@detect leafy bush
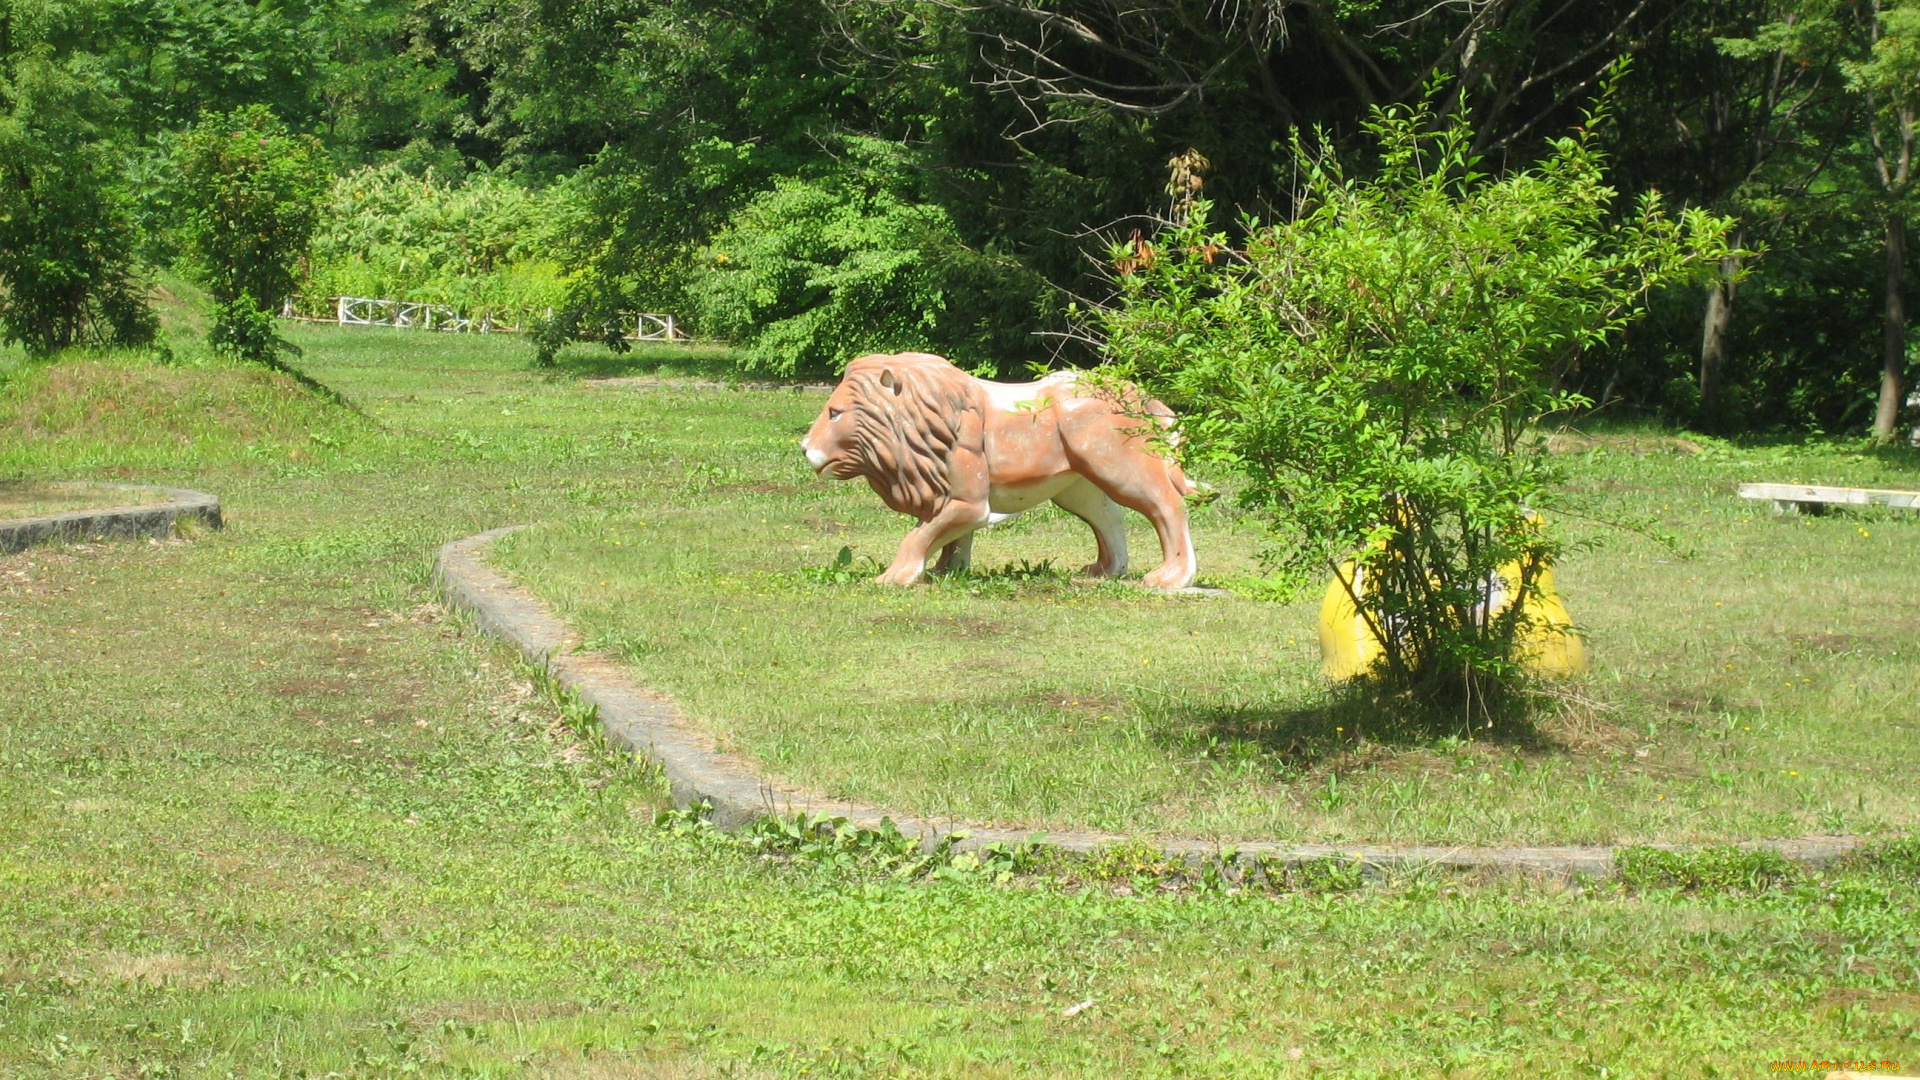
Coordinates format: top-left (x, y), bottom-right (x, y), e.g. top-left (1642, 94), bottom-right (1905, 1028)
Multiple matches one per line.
top-left (0, 14), bottom-right (154, 354)
top-left (1102, 83), bottom-right (1735, 707)
top-left (689, 142), bottom-right (1048, 376)
top-left (1615, 845), bottom-right (1797, 893)
top-left (304, 163), bottom-right (578, 316)
top-left (177, 105), bottom-right (329, 363)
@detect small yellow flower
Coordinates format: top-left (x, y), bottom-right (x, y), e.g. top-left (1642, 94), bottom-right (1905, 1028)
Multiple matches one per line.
top-left (1859, 527), bottom-right (1872, 538)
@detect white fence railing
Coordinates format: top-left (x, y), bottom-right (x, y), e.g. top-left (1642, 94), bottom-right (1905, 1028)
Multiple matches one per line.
top-left (280, 296), bottom-right (686, 342)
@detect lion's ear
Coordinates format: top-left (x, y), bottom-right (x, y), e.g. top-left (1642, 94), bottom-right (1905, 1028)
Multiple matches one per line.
top-left (879, 368), bottom-right (899, 394)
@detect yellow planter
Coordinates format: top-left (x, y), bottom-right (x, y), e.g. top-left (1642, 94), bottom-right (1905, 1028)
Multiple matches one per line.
top-left (1318, 544), bottom-right (1587, 681)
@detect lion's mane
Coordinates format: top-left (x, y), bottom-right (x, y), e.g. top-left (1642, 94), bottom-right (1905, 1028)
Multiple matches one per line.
top-left (840, 354), bottom-right (978, 520)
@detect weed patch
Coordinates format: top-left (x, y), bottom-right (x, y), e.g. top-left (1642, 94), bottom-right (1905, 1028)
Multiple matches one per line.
top-left (1615, 845), bottom-right (1799, 893)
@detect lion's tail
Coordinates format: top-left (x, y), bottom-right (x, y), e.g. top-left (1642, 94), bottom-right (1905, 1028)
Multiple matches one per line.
top-left (1168, 459), bottom-right (1203, 496)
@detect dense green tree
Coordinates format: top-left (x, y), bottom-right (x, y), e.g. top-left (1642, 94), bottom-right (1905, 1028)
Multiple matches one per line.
top-left (437, 0), bottom-right (1760, 370)
top-left (177, 104), bottom-right (330, 362)
top-left (688, 138), bottom-right (1049, 375)
top-left (0, 0), bottom-right (154, 354)
top-left (2, 0), bottom-right (1911, 436)
top-left (1720, 0), bottom-right (1920, 440)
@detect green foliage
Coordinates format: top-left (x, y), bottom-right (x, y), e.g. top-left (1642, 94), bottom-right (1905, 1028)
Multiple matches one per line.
top-left (1085, 838), bottom-right (1186, 884)
top-left (660, 806), bottom-right (1038, 883)
top-left (526, 300), bottom-right (635, 369)
top-left (0, 0), bottom-right (154, 354)
top-left (690, 143), bottom-right (1046, 376)
top-left (304, 163), bottom-right (577, 316)
top-left (177, 105), bottom-right (329, 362)
top-left (1615, 845), bottom-right (1798, 893)
top-left (798, 544), bottom-right (886, 585)
top-left (1080, 844), bottom-right (1373, 894)
top-left (1720, 0), bottom-right (1920, 441)
top-left (1847, 837), bottom-right (1920, 879)
top-left (1265, 856), bottom-right (1368, 893)
top-left (1102, 84), bottom-right (1736, 704)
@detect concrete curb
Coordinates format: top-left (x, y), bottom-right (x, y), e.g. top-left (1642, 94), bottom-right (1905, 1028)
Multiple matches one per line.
top-left (436, 526), bottom-right (1871, 879)
top-left (0, 485), bottom-right (222, 556)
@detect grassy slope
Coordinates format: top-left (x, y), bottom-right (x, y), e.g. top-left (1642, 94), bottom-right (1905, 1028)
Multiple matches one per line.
top-left (1, 326), bottom-right (1916, 1077)
top-left (492, 370), bottom-right (1920, 845)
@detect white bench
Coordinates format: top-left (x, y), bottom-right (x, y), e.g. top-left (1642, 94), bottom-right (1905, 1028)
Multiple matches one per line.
top-left (1737, 482), bottom-right (1920, 514)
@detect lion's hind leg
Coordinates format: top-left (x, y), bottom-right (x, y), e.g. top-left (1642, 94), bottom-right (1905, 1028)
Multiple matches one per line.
top-left (1051, 479), bottom-right (1128, 578)
top-left (1076, 461), bottom-right (1196, 591)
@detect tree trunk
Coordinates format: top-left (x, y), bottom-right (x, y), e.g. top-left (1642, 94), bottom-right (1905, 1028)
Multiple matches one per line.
top-left (1699, 246), bottom-right (1740, 426)
top-left (1873, 213), bottom-right (1907, 442)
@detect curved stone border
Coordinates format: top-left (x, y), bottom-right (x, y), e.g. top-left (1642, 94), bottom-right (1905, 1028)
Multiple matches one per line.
top-left (0, 484), bottom-right (222, 556)
top-left (437, 526), bottom-right (1870, 879)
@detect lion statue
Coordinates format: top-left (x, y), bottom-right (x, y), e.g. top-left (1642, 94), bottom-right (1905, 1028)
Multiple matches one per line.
top-left (800, 351), bottom-right (1199, 589)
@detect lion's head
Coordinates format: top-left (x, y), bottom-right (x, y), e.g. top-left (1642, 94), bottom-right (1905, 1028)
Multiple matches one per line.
top-left (801, 352), bottom-right (977, 519)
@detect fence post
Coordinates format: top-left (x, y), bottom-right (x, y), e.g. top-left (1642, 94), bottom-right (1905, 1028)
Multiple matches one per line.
top-left (665, 314), bottom-right (676, 340)
top-left (336, 296), bottom-right (346, 325)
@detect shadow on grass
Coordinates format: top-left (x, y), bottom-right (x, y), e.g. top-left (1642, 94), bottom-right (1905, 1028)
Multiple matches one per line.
top-left (1168, 682), bottom-right (1555, 773)
top-left (541, 341), bottom-right (747, 382)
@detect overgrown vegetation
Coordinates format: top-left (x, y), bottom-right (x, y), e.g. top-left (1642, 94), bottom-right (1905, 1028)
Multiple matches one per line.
top-left (1614, 845), bottom-right (1799, 893)
top-left (304, 163), bottom-right (577, 316)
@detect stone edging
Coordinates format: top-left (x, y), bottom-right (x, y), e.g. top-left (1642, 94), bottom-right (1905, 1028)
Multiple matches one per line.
top-left (0, 485), bottom-right (222, 556)
top-left (435, 526), bottom-right (1869, 879)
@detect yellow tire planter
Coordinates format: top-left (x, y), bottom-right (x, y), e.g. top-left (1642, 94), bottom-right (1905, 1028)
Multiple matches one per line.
top-left (1318, 539), bottom-right (1587, 681)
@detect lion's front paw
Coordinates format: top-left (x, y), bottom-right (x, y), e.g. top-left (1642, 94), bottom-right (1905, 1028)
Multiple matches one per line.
top-left (1142, 562), bottom-right (1196, 591)
top-left (874, 564), bottom-right (925, 587)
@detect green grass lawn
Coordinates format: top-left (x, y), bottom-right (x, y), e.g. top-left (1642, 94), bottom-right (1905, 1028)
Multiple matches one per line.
top-left (488, 356), bottom-right (1920, 846)
top-left (2, 324), bottom-right (1918, 1077)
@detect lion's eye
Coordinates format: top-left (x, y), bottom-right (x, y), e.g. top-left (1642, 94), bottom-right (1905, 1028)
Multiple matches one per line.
top-left (828, 408), bottom-right (843, 420)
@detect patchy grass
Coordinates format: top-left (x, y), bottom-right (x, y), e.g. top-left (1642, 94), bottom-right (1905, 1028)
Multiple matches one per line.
top-left (2, 324), bottom-right (1918, 1076)
top-left (493, 388), bottom-right (1920, 845)
top-left (0, 481), bottom-right (171, 520)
